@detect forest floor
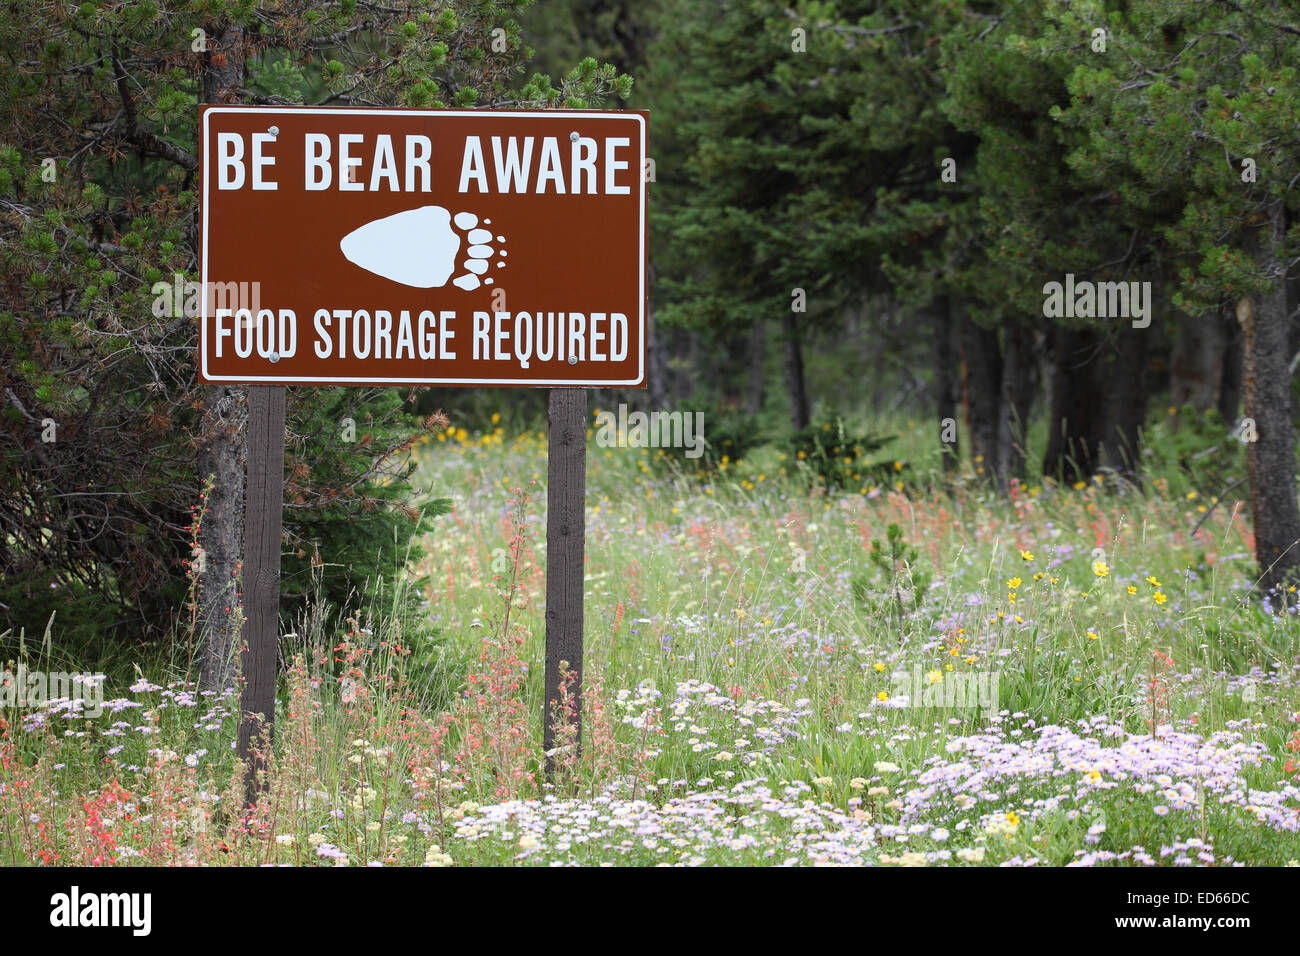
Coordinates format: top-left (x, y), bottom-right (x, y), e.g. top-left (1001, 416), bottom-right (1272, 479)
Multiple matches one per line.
top-left (3, 416), bottom-right (1299, 866)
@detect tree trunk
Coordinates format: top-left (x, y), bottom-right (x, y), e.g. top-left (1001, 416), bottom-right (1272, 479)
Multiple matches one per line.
top-left (1288, 271), bottom-right (1300, 422)
top-left (1100, 326), bottom-right (1150, 480)
top-left (1241, 200), bottom-right (1300, 600)
top-left (1217, 305), bottom-right (1244, 425)
top-left (960, 313), bottom-right (1001, 485)
top-left (196, 26), bottom-right (249, 692)
top-left (781, 310), bottom-right (810, 429)
top-left (687, 330), bottom-right (702, 405)
top-left (996, 321), bottom-right (1038, 488)
top-left (1169, 311), bottom-right (1223, 415)
top-left (1042, 324), bottom-right (1105, 484)
top-left (747, 319), bottom-right (767, 417)
top-left (932, 295), bottom-right (959, 474)
top-left (645, 265), bottom-right (668, 411)
top-left (196, 387), bottom-right (247, 690)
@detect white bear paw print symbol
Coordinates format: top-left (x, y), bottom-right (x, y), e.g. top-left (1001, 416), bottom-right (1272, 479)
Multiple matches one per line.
top-left (339, 205), bottom-right (507, 290)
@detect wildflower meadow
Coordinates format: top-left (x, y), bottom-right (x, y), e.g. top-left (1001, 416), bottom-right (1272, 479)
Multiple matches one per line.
top-left (5, 417), bottom-right (1298, 872)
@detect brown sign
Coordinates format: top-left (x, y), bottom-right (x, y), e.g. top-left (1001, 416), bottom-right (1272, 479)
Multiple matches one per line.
top-left (198, 106), bottom-right (647, 387)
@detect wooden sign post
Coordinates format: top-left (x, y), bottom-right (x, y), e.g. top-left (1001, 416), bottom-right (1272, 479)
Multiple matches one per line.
top-left (542, 388), bottom-right (587, 770)
top-left (235, 384), bottom-right (285, 800)
top-left (198, 106), bottom-right (647, 799)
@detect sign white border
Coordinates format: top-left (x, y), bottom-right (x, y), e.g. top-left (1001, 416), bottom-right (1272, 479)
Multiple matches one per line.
top-left (200, 107), bottom-right (646, 387)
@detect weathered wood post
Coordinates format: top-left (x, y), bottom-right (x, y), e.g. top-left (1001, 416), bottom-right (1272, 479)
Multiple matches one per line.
top-left (543, 388), bottom-right (587, 773)
top-left (236, 384), bottom-right (285, 803)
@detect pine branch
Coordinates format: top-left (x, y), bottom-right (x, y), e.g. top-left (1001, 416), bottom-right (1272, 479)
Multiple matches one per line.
top-left (113, 50), bottom-right (197, 171)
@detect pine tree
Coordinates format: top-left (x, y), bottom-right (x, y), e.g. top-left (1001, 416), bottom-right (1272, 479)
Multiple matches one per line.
top-left (939, 2), bottom-right (1184, 486)
top-left (0, 0), bottom-right (632, 666)
top-left (1047, 0), bottom-right (1300, 596)
top-left (647, 0), bottom-right (819, 427)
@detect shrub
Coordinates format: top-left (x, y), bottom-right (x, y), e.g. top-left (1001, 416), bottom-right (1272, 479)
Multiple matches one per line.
top-left (788, 415), bottom-right (898, 490)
